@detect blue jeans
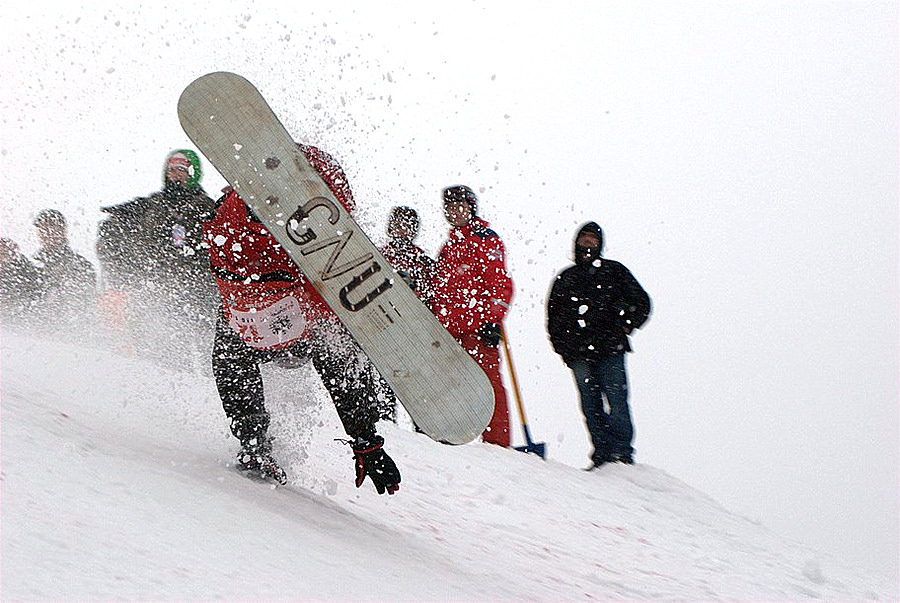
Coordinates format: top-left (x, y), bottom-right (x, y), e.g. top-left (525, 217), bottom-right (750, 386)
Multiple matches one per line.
top-left (569, 355), bottom-right (634, 463)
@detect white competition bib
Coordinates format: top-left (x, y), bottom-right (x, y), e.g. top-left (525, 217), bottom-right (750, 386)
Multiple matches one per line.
top-left (227, 295), bottom-right (307, 349)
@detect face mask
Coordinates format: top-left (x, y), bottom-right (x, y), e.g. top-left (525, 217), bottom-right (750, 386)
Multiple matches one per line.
top-left (575, 244), bottom-right (600, 266)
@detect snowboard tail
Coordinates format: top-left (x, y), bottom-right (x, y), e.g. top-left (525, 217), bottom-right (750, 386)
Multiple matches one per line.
top-left (178, 72), bottom-right (494, 445)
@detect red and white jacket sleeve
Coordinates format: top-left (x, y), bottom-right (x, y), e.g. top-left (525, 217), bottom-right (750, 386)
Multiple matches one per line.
top-left (478, 234), bottom-right (513, 327)
top-left (430, 221), bottom-right (514, 337)
top-left (298, 144), bottom-right (355, 214)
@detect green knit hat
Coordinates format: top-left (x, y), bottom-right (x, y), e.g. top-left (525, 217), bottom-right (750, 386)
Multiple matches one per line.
top-left (164, 149), bottom-right (203, 190)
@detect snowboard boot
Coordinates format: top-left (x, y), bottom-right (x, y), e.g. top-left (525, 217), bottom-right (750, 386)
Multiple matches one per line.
top-left (584, 451), bottom-right (613, 471)
top-left (611, 453), bottom-right (634, 465)
top-left (234, 423), bottom-right (287, 485)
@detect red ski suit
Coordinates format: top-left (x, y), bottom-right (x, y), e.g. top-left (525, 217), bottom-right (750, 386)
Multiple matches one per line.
top-left (429, 217), bottom-right (514, 446)
top-left (204, 144), bottom-right (354, 350)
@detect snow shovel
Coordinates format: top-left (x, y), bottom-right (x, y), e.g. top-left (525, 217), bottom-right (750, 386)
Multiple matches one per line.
top-left (500, 325), bottom-right (547, 459)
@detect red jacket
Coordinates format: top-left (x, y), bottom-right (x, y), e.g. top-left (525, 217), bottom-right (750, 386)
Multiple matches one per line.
top-left (204, 144), bottom-right (354, 347)
top-left (429, 217), bottom-right (513, 338)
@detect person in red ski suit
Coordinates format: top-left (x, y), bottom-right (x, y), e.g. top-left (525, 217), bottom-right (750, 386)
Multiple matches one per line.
top-left (204, 143), bottom-right (401, 494)
top-left (429, 185), bottom-right (514, 447)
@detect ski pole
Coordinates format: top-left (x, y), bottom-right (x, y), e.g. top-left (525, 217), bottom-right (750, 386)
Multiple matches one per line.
top-left (500, 324), bottom-right (546, 458)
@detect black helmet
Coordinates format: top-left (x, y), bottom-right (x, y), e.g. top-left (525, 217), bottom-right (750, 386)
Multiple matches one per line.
top-left (442, 184), bottom-right (478, 215)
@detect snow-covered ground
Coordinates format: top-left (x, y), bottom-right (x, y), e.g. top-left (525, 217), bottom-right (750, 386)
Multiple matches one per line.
top-left (1, 328), bottom-right (893, 601)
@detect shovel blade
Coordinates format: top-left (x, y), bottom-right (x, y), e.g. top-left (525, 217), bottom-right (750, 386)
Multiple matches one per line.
top-left (514, 441), bottom-right (547, 459)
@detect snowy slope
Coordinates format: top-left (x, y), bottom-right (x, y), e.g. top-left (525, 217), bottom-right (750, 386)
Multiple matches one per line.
top-left (1, 329), bottom-right (894, 601)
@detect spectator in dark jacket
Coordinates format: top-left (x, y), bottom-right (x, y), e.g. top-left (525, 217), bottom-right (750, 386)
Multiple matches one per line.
top-left (377, 206), bottom-right (436, 425)
top-left (31, 209), bottom-right (97, 326)
top-left (0, 237), bottom-right (41, 321)
top-left (96, 149), bottom-right (218, 364)
top-left (547, 222), bottom-right (651, 468)
top-left (97, 150), bottom-right (216, 294)
top-left (380, 206), bottom-right (435, 303)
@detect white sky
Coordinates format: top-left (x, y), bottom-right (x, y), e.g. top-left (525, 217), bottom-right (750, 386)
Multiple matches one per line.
top-left (1, 0), bottom-right (897, 579)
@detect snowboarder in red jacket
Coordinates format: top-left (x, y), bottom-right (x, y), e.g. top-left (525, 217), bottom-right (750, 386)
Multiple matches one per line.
top-left (204, 143), bottom-right (401, 494)
top-left (429, 185), bottom-right (514, 447)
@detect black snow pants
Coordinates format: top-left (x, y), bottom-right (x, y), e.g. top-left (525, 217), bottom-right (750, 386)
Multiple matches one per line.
top-left (212, 312), bottom-right (388, 449)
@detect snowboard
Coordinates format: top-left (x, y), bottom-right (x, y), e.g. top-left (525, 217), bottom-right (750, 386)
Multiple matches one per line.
top-left (235, 463), bottom-right (287, 486)
top-left (177, 72), bottom-right (494, 445)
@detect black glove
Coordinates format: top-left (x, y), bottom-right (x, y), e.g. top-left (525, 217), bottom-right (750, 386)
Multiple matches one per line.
top-left (396, 269), bottom-right (415, 289)
top-left (478, 322), bottom-right (502, 347)
top-left (351, 435), bottom-right (401, 495)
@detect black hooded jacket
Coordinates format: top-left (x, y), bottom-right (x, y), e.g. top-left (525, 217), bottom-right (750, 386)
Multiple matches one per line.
top-left (97, 182), bottom-right (216, 292)
top-left (546, 222), bottom-right (651, 362)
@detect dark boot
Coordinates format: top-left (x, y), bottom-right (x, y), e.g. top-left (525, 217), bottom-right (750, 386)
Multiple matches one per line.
top-left (232, 413), bottom-right (287, 484)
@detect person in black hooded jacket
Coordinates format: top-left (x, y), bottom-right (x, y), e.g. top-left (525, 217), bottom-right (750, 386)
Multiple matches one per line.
top-left (96, 149), bottom-right (218, 364)
top-left (547, 222), bottom-right (651, 468)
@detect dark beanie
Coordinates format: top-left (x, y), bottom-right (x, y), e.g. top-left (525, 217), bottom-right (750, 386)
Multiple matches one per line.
top-left (34, 209), bottom-right (66, 229)
top-left (442, 184), bottom-right (478, 215)
top-left (389, 206), bottom-right (420, 232)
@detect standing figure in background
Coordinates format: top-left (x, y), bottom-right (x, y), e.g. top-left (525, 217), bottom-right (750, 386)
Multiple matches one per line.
top-left (380, 206), bottom-right (435, 303)
top-left (378, 205), bottom-right (436, 425)
top-left (547, 222), bottom-right (651, 469)
top-left (31, 209), bottom-right (96, 329)
top-left (429, 185), bottom-right (514, 447)
top-left (96, 149), bottom-right (218, 363)
top-left (0, 237), bottom-right (41, 322)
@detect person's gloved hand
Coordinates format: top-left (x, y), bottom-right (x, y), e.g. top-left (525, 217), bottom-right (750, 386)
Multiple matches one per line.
top-left (477, 322), bottom-right (502, 347)
top-left (396, 269), bottom-right (415, 289)
top-left (351, 435), bottom-right (401, 495)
